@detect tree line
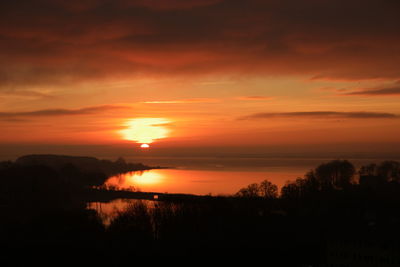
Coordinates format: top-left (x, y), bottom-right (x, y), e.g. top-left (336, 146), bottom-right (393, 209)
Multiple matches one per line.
top-left (236, 159), bottom-right (400, 199)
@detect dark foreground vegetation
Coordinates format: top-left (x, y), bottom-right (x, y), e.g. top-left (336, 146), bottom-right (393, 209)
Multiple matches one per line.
top-left (1, 155), bottom-right (400, 266)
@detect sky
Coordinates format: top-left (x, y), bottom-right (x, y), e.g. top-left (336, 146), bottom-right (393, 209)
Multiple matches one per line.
top-left (1, 0), bottom-right (400, 159)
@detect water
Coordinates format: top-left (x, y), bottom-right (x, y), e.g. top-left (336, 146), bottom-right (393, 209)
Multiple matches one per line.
top-left (91, 156), bottom-right (399, 224)
top-left (87, 199), bottom-right (155, 226)
top-left (105, 168), bottom-right (301, 195)
top-left (103, 156), bottom-right (392, 195)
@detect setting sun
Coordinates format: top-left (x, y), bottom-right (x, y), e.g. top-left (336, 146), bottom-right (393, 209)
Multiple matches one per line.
top-left (119, 118), bottom-right (171, 145)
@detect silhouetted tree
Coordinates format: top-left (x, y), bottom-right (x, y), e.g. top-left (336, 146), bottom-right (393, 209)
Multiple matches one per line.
top-left (259, 180), bottom-right (278, 199)
top-left (359, 163), bottom-right (378, 177)
top-left (235, 180), bottom-right (279, 198)
top-left (359, 161), bottom-right (400, 189)
top-left (280, 170), bottom-right (324, 200)
top-left (236, 183), bottom-right (260, 198)
top-left (301, 170), bottom-right (321, 195)
top-left (280, 180), bottom-right (301, 200)
top-left (281, 161), bottom-right (356, 198)
top-left (281, 177), bottom-right (315, 200)
top-left (315, 160), bottom-right (355, 190)
top-left (377, 161), bottom-right (400, 183)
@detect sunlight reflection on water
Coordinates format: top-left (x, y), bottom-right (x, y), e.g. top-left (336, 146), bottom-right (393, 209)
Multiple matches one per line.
top-left (87, 199), bottom-right (155, 226)
top-left (102, 157), bottom-right (392, 195)
top-left (104, 168), bottom-right (304, 195)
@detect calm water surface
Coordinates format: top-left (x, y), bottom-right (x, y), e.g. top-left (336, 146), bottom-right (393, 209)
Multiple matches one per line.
top-left (103, 157), bottom-right (391, 195)
top-left (105, 168), bottom-right (302, 195)
top-left (91, 156), bottom-right (398, 223)
top-left (87, 199), bottom-right (155, 226)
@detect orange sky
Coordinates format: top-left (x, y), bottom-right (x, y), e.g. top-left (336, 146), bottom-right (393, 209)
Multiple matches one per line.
top-left (1, 0), bottom-right (400, 157)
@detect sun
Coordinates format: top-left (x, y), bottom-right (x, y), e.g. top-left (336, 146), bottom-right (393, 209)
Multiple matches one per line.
top-left (119, 118), bottom-right (171, 145)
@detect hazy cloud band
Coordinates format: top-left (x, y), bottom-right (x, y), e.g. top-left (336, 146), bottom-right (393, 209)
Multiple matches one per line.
top-left (344, 87), bottom-right (400, 96)
top-left (240, 111), bottom-right (399, 120)
top-left (0, 105), bottom-right (129, 119)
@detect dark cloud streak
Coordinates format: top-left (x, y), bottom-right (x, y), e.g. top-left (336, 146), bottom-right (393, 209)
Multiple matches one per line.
top-left (0, 105), bottom-right (129, 119)
top-left (343, 87), bottom-right (400, 96)
top-left (240, 111), bottom-right (399, 120)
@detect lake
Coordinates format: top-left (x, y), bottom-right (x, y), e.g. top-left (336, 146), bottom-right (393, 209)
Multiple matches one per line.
top-left (89, 156), bottom-right (398, 224)
top-left (104, 168), bottom-right (303, 196)
top-left (103, 156), bottom-right (391, 195)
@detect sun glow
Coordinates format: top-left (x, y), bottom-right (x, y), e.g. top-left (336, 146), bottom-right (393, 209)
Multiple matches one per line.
top-left (131, 172), bottom-right (164, 185)
top-left (119, 118), bottom-right (171, 144)
top-left (106, 171), bottom-right (164, 189)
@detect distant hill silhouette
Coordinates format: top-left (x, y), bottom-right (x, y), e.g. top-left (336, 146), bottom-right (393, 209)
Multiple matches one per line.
top-left (17, 154), bottom-right (101, 170)
top-left (15, 154), bottom-right (159, 176)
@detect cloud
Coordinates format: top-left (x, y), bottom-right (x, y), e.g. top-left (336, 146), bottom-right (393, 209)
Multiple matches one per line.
top-left (240, 111), bottom-right (399, 120)
top-left (131, 0), bottom-right (223, 10)
top-left (0, 89), bottom-right (54, 98)
top-left (142, 98), bottom-right (218, 104)
top-left (235, 96), bottom-right (273, 101)
top-left (343, 87), bottom-right (400, 96)
top-left (0, 105), bottom-right (129, 119)
top-left (1, 0), bottom-right (400, 92)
